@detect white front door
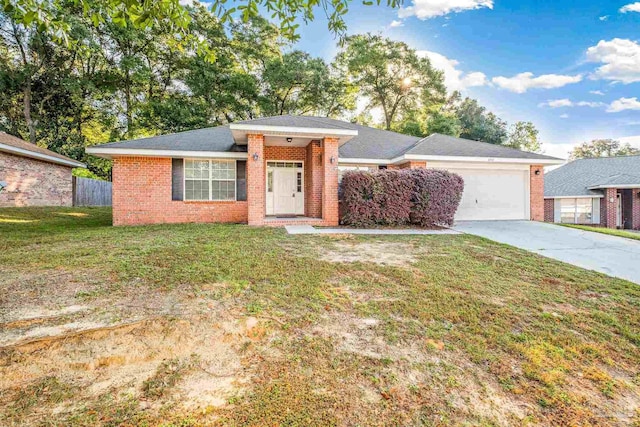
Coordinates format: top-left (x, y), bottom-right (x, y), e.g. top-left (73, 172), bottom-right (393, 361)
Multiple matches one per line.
top-left (266, 162), bottom-right (304, 216)
top-left (274, 168), bottom-right (297, 215)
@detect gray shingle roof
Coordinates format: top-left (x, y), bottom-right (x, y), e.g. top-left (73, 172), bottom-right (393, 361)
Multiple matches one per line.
top-left (406, 133), bottom-right (561, 160)
top-left (87, 115), bottom-right (561, 163)
top-left (90, 125), bottom-right (245, 152)
top-left (545, 155), bottom-right (640, 198)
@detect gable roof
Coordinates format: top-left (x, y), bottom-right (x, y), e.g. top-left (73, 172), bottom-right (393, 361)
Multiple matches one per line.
top-left (86, 115), bottom-right (562, 164)
top-left (0, 132), bottom-right (85, 168)
top-left (545, 155), bottom-right (640, 198)
top-left (406, 133), bottom-right (561, 161)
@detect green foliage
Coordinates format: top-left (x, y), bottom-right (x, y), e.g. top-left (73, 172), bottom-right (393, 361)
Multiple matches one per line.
top-left (505, 121), bottom-right (542, 153)
top-left (454, 97), bottom-right (508, 145)
top-left (569, 139), bottom-right (640, 160)
top-left (426, 111), bottom-right (461, 137)
top-left (337, 33), bottom-right (446, 130)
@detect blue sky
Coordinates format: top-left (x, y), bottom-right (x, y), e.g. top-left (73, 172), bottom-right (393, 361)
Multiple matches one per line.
top-left (288, 0), bottom-right (640, 158)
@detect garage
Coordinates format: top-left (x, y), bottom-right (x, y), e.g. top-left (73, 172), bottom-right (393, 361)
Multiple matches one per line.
top-left (431, 164), bottom-right (530, 221)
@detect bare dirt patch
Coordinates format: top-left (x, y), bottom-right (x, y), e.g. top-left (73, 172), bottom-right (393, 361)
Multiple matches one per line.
top-left (318, 241), bottom-right (420, 266)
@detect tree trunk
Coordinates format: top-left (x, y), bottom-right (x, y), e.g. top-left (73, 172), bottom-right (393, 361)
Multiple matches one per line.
top-left (23, 78), bottom-right (36, 143)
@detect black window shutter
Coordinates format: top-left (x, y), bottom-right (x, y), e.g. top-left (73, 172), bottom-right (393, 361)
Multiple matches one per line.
top-left (236, 160), bottom-right (247, 201)
top-left (172, 158), bottom-right (184, 201)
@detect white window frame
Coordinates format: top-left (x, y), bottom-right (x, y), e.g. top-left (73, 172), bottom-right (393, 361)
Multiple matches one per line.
top-left (559, 197), bottom-right (593, 224)
top-left (183, 159), bottom-right (237, 202)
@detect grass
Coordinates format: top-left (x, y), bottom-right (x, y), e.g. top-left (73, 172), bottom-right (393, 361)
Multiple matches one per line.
top-left (0, 207), bottom-right (639, 427)
top-left (560, 223), bottom-right (640, 241)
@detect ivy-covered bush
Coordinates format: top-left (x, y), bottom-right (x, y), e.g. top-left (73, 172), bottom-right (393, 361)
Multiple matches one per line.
top-left (340, 169), bottom-right (464, 227)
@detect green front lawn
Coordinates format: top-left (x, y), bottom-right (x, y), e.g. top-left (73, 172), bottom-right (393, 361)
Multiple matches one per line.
top-left (0, 207), bottom-right (638, 426)
top-left (560, 223), bottom-right (640, 242)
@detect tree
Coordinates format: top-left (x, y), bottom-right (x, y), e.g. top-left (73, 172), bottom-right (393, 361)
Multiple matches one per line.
top-left (505, 121), bottom-right (541, 153)
top-left (4, 0), bottom-right (402, 47)
top-left (569, 139), bottom-right (640, 160)
top-left (337, 33), bottom-right (446, 130)
top-left (426, 111), bottom-right (461, 137)
top-left (455, 97), bottom-right (507, 145)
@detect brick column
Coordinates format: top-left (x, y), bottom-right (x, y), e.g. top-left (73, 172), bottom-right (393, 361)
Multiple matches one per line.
top-left (600, 188), bottom-right (617, 228)
top-left (322, 137), bottom-right (339, 226)
top-left (529, 165), bottom-right (544, 221)
top-left (632, 189), bottom-right (640, 230)
top-left (247, 134), bottom-right (265, 226)
top-left (305, 140), bottom-right (323, 218)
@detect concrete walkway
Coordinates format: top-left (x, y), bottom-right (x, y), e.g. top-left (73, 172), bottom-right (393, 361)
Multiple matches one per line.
top-left (285, 225), bottom-right (461, 235)
top-left (454, 220), bottom-right (640, 284)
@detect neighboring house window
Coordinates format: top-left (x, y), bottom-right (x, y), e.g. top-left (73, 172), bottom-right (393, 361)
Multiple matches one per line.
top-left (560, 198), bottom-right (592, 223)
top-left (185, 159), bottom-right (236, 201)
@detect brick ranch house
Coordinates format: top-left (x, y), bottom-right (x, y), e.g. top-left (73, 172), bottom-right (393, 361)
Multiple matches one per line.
top-left (86, 115), bottom-right (563, 226)
top-left (0, 132), bottom-right (85, 207)
top-left (544, 155), bottom-right (640, 229)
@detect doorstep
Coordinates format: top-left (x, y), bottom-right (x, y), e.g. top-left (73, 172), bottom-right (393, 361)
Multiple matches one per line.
top-left (285, 225), bottom-right (461, 235)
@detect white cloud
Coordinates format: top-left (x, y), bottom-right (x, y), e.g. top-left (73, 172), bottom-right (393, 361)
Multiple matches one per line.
top-left (559, 114), bottom-right (570, 119)
top-left (620, 2), bottom-right (640, 13)
top-left (417, 50), bottom-right (488, 92)
top-left (540, 98), bottom-right (607, 108)
top-left (491, 72), bottom-right (582, 93)
top-left (390, 20), bottom-right (404, 27)
top-left (599, 15), bottom-right (609, 21)
top-left (539, 98), bottom-right (573, 108)
top-left (590, 90), bottom-right (605, 95)
top-left (586, 38), bottom-right (640, 84)
top-left (607, 97), bottom-right (640, 112)
top-left (399, 0), bottom-right (493, 20)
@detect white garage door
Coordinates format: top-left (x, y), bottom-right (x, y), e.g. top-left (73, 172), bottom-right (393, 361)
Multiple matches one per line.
top-left (445, 168), bottom-right (529, 221)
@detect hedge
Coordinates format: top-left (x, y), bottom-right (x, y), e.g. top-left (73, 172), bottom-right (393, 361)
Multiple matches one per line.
top-left (340, 169), bottom-right (464, 228)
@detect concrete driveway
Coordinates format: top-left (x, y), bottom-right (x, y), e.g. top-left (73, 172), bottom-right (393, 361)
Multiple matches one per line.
top-left (453, 221), bottom-right (640, 285)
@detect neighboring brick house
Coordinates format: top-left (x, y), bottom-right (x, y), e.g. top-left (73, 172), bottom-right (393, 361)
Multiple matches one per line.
top-left (0, 132), bottom-right (85, 207)
top-left (86, 115), bottom-right (562, 226)
top-left (544, 155), bottom-right (640, 229)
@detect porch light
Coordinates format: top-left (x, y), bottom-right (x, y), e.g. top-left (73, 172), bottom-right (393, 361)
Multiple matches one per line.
top-left (330, 156), bottom-right (336, 164)
top-left (534, 169), bottom-right (541, 175)
top-left (286, 137), bottom-right (293, 143)
top-left (252, 153), bottom-right (259, 161)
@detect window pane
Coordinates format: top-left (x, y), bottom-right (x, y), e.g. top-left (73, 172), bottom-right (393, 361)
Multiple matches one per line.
top-left (560, 199), bottom-right (576, 224)
top-left (185, 179), bottom-right (209, 200)
top-left (575, 198), bottom-right (592, 223)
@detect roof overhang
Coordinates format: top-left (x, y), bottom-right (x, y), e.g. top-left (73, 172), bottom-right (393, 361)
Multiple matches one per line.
top-left (229, 123), bottom-right (358, 145)
top-left (0, 142), bottom-right (85, 168)
top-left (85, 147), bottom-right (248, 160)
top-left (544, 195), bottom-right (604, 199)
top-left (339, 154), bottom-right (565, 166)
top-left (587, 184), bottom-right (640, 190)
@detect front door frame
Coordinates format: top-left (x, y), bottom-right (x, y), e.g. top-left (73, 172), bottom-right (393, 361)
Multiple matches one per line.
top-left (266, 160), bottom-right (305, 216)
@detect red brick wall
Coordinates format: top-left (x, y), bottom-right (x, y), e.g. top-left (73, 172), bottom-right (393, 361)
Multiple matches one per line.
top-left (264, 146), bottom-right (306, 162)
top-left (632, 189), bottom-right (640, 230)
top-left (529, 165), bottom-right (544, 221)
top-left (247, 134), bottom-right (265, 225)
top-left (0, 151), bottom-right (73, 207)
top-left (322, 137), bottom-right (339, 225)
top-left (544, 198), bottom-right (554, 222)
top-left (396, 161), bottom-right (427, 169)
top-left (112, 156), bottom-right (247, 226)
top-left (305, 141), bottom-right (323, 218)
top-left (600, 188), bottom-right (617, 228)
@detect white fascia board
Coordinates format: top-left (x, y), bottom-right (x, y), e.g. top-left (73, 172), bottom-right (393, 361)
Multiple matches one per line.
top-left (338, 158), bottom-right (390, 165)
top-left (85, 147), bottom-right (249, 160)
top-left (229, 123), bottom-right (358, 136)
top-left (397, 154), bottom-right (565, 165)
top-left (587, 184), bottom-right (640, 190)
top-left (0, 143), bottom-right (85, 168)
top-left (544, 195), bottom-right (604, 199)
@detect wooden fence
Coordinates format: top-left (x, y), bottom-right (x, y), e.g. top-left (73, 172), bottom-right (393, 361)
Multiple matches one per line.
top-left (72, 176), bottom-right (112, 206)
